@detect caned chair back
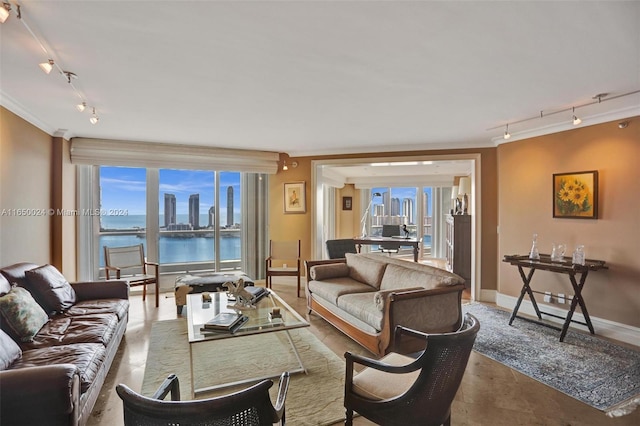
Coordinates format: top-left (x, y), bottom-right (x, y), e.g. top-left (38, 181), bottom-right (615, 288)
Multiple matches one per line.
top-left (266, 240), bottom-right (302, 297)
top-left (116, 372), bottom-right (290, 426)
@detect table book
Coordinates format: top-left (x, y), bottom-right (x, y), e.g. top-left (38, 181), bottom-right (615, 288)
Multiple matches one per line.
top-left (201, 312), bottom-right (248, 333)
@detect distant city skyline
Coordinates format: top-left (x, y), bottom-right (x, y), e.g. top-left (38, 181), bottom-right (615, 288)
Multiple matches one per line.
top-left (99, 167), bottom-right (241, 223)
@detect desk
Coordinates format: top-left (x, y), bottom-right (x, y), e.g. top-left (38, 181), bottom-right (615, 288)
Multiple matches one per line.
top-left (354, 237), bottom-right (421, 262)
top-left (502, 254), bottom-right (608, 342)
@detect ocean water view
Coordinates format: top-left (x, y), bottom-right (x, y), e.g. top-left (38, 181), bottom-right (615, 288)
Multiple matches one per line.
top-left (99, 214), bottom-right (240, 266)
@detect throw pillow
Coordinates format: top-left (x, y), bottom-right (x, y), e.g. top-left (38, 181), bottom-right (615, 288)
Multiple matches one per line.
top-left (25, 264), bottom-right (77, 313)
top-left (309, 263), bottom-right (350, 281)
top-left (0, 287), bottom-right (49, 342)
top-left (345, 253), bottom-right (387, 289)
top-left (0, 329), bottom-right (22, 370)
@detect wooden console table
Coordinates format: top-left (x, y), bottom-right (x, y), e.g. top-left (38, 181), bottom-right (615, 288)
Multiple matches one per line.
top-left (353, 237), bottom-right (421, 262)
top-left (502, 254), bottom-right (608, 342)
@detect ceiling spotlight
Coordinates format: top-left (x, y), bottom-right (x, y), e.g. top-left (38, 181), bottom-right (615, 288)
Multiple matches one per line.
top-left (572, 107), bottom-right (582, 126)
top-left (76, 102), bottom-right (86, 112)
top-left (39, 59), bottom-right (54, 74)
top-left (618, 121), bottom-right (629, 129)
top-left (0, 2), bottom-right (11, 24)
top-left (89, 108), bottom-right (99, 124)
top-left (503, 124), bottom-right (511, 140)
top-left (282, 161), bottom-right (288, 171)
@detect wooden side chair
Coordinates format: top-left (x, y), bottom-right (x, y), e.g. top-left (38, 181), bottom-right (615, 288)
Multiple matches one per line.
top-left (265, 240), bottom-right (301, 297)
top-left (116, 372), bottom-right (290, 425)
top-left (344, 314), bottom-right (480, 426)
top-left (104, 243), bottom-right (159, 307)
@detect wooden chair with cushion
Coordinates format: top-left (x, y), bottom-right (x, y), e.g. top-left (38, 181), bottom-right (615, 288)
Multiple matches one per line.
top-left (325, 238), bottom-right (357, 259)
top-left (344, 313), bottom-right (479, 426)
top-left (265, 240), bottom-right (301, 297)
top-left (116, 372), bottom-right (290, 426)
top-left (104, 243), bottom-right (159, 307)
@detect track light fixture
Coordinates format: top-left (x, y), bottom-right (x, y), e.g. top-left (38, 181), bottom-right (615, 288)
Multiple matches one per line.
top-left (7, 2), bottom-right (101, 123)
top-left (282, 161), bottom-right (288, 171)
top-left (572, 107), bottom-right (582, 126)
top-left (490, 90), bottom-right (639, 140)
top-left (0, 2), bottom-right (12, 24)
top-left (39, 59), bottom-right (54, 74)
top-left (89, 108), bottom-right (99, 124)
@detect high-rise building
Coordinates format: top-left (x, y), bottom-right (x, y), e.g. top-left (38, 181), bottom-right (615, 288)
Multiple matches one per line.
top-left (390, 197), bottom-right (401, 216)
top-left (189, 194), bottom-right (199, 229)
top-left (402, 198), bottom-right (414, 224)
top-left (208, 206), bottom-right (215, 228)
top-left (226, 186), bottom-right (234, 227)
top-left (164, 193), bottom-right (176, 227)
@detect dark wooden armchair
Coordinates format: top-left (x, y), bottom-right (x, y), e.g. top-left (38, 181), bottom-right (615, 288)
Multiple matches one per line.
top-left (344, 314), bottom-right (479, 426)
top-left (116, 372), bottom-right (290, 426)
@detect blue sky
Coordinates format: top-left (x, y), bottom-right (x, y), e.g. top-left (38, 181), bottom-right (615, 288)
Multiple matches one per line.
top-left (100, 167), bottom-right (240, 217)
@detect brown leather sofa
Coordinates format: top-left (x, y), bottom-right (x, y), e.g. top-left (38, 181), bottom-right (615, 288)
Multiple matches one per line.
top-left (0, 262), bottom-right (129, 426)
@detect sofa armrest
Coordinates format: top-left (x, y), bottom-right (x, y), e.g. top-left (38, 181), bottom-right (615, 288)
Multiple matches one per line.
top-left (0, 364), bottom-right (81, 425)
top-left (71, 280), bottom-right (129, 301)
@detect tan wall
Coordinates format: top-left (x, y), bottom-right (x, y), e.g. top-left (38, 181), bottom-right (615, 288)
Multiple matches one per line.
top-left (0, 107), bottom-right (53, 266)
top-left (269, 148), bottom-right (499, 290)
top-left (498, 117), bottom-right (640, 327)
top-left (51, 137), bottom-right (77, 280)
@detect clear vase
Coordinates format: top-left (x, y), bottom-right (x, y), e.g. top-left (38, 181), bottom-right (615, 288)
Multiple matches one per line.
top-left (572, 245), bottom-right (585, 265)
top-left (529, 233), bottom-right (540, 260)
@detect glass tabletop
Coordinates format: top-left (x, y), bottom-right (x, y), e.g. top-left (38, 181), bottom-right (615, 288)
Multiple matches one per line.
top-left (186, 289), bottom-right (309, 343)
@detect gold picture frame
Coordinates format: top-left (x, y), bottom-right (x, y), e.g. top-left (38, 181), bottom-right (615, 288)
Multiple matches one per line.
top-left (553, 170), bottom-right (598, 219)
top-left (284, 182), bottom-right (306, 214)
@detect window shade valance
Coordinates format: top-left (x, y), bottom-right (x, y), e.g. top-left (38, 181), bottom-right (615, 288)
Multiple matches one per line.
top-left (70, 138), bottom-right (280, 174)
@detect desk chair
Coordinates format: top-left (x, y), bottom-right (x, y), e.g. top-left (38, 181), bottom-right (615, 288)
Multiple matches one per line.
top-left (104, 244), bottom-right (159, 307)
top-left (344, 314), bottom-right (479, 426)
top-left (325, 239), bottom-right (357, 259)
top-left (380, 225), bottom-right (401, 255)
top-left (265, 240), bottom-right (301, 297)
top-left (117, 372), bottom-right (290, 425)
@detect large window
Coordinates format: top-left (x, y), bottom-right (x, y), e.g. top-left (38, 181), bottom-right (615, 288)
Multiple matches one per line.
top-left (93, 167), bottom-right (263, 280)
top-left (365, 186), bottom-right (434, 257)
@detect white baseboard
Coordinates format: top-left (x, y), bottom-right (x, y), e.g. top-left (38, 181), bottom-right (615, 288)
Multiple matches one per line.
top-left (493, 293), bottom-right (640, 348)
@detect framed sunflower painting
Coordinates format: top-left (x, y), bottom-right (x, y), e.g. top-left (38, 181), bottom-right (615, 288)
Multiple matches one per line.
top-left (553, 171), bottom-right (598, 219)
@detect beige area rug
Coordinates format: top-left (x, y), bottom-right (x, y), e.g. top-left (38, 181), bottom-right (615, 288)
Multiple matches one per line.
top-left (142, 319), bottom-right (346, 426)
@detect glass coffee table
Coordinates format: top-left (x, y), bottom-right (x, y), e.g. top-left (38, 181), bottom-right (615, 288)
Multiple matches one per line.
top-left (186, 289), bottom-right (309, 397)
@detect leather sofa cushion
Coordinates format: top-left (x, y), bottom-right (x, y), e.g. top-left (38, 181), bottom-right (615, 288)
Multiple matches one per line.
top-left (345, 253), bottom-right (387, 289)
top-left (309, 263), bottom-right (350, 281)
top-left (25, 264), bottom-right (77, 314)
top-left (0, 262), bottom-right (40, 288)
top-left (308, 278), bottom-right (374, 305)
top-left (0, 274), bottom-right (11, 295)
top-left (0, 329), bottom-right (22, 370)
top-left (66, 299), bottom-right (129, 321)
top-left (0, 287), bottom-right (49, 342)
top-left (21, 313), bottom-right (118, 350)
top-left (11, 343), bottom-right (107, 393)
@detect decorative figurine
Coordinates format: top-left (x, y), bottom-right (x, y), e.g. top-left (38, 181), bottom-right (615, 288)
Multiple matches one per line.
top-left (223, 278), bottom-right (256, 309)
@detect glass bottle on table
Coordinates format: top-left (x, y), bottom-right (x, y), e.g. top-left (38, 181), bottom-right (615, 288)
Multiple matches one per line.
top-left (529, 233), bottom-right (540, 260)
top-left (572, 245), bottom-right (585, 265)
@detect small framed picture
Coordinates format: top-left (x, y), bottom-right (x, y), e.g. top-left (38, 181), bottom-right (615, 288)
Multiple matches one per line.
top-left (284, 182), bottom-right (306, 214)
top-left (552, 170), bottom-right (598, 219)
top-left (342, 196), bottom-right (352, 211)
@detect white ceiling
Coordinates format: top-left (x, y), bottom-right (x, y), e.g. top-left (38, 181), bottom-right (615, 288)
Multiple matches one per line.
top-left (1, 1), bottom-right (639, 159)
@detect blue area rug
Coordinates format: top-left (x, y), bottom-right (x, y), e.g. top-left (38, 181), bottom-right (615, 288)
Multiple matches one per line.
top-left (464, 303), bottom-right (640, 416)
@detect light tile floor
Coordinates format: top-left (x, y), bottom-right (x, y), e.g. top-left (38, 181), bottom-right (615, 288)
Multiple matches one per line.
top-left (88, 277), bottom-right (640, 426)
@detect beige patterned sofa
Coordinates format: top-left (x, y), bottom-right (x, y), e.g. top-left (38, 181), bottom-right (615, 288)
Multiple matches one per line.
top-left (305, 253), bottom-right (465, 356)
